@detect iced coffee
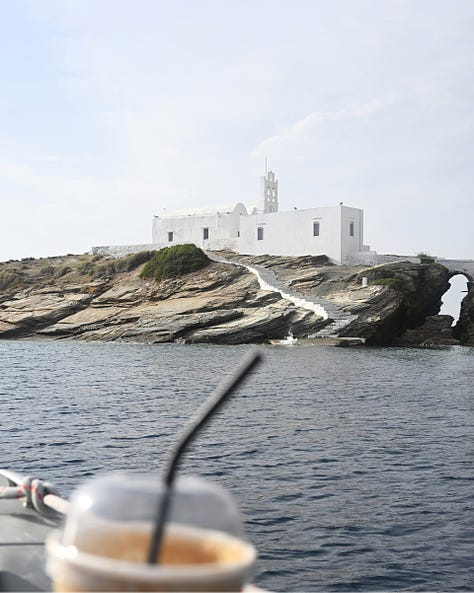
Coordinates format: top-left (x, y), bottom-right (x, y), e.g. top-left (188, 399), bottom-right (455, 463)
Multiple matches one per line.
top-left (46, 472), bottom-right (256, 592)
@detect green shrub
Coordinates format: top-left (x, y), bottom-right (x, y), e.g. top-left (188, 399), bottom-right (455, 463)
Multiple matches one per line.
top-left (77, 261), bottom-right (96, 275)
top-left (93, 262), bottom-right (116, 278)
top-left (53, 265), bottom-right (72, 278)
top-left (372, 277), bottom-right (400, 288)
top-left (140, 245), bottom-right (210, 281)
top-left (115, 250), bottom-right (156, 273)
top-left (416, 251), bottom-right (435, 264)
top-left (91, 251), bottom-right (157, 278)
top-left (0, 269), bottom-right (25, 291)
top-left (40, 265), bottom-right (55, 275)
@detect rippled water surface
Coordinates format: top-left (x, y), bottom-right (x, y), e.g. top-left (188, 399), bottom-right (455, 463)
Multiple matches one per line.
top-left (1, 340), bottom-right (473, 591)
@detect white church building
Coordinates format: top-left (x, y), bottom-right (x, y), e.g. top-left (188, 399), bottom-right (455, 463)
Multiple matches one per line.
top-left (151, 170), bottom-right (371, 264)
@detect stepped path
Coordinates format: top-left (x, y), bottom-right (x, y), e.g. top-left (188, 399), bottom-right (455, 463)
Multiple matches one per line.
top-left (207, 253), bottom-right (358, 337)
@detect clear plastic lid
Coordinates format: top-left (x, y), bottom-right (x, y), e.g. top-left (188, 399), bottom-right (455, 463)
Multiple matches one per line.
top-left (61, 472), bottom-right (244, 549)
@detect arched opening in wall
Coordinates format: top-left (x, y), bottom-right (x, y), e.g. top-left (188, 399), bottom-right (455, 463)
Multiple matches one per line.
top-left (439, 274), bottom-right (469, 325)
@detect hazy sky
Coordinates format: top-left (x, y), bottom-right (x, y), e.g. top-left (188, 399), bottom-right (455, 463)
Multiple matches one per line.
top-left (1, 0), bottom-right (473, 263)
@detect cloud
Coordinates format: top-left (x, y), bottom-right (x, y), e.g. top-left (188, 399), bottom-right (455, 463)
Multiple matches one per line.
top-left (251, 96), bottom-right (396, 160)
top-left (1, 0), bottom-right (472, 262)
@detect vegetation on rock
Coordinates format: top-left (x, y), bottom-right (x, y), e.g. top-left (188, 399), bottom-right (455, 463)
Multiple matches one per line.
top-left (92, 250), bottom-right (156, 278)
top-left (140, 244), bottom-right (210, 281)
top-left (371, 277), bottom-right (401, 289)
top-left (0, 269), bottom-right (25, 290)
top-left (1, 250), bottom-right (472, 347)
top-left (416, 251), bottom-right (436, 264)
top-left (0, 250), bottom-right (157, 291)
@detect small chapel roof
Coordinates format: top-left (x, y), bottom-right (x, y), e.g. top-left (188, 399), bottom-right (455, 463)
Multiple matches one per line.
top-left (155, 202), bottom-right (247, 218)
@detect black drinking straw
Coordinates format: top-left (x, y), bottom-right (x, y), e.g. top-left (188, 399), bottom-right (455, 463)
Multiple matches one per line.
top-left (147, 349), bottom-right (264, 564)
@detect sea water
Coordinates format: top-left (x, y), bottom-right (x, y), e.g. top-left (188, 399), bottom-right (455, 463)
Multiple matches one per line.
top-left (1, 340), bottom-right (473, 591)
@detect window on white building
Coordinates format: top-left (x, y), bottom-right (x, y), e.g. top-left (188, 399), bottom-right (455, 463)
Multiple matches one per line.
top-left (257, 227), bottom-right (264, 241)
top-left (168, 231), bottom-right (174, 242)
top-left (203, 227), bottom-right (209, 240)
top-left (313, 221), bottom-right (320, 236)
top-left (349, 221), bottom-right (354, 237)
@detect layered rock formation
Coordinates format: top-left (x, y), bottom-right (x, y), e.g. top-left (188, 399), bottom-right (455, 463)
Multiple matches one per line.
top-left (0, 254), bottom-right (325, 344)
top-left (0, 252), bottom-right (470, 346)
top-left (215, 254), bottom-right (454, 346)
top-left (342, 261), bottom-right (452, 345)
top-left (394, 315), bottom-right (460, 347)
top-left (454, 279), bottom-right (474, 345)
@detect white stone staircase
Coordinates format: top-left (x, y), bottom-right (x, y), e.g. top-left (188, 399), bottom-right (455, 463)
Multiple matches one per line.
top-left (207, 253), bottom-right (357, 337)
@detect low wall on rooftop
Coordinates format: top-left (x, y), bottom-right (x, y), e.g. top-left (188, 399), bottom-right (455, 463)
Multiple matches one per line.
top-left (91, 244), bottom-right (157, 257)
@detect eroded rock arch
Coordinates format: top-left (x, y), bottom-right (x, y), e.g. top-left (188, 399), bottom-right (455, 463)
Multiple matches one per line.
top-left (439, 261), bottom-right (474, 345)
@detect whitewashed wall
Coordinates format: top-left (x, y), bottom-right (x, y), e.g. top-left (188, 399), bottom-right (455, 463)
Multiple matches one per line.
top-left (152, 203), bottom-right (246, 250)
top-left (238, 205), bottom-right (365, 263)
top-left (340, 206), bottom-right (364, 263)
top-left (94, 205), bottom-right (367, 264)
top-left (239, 206), bottom-right (341, 262)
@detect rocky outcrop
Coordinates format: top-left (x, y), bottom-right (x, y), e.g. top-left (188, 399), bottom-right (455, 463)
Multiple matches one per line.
top-left (394, 315), bottom-right (459, 347)
top-left (0, 283), bottom-right (104, 338)
top-left (218, 255), bottom-right (453, 346)
top-left (0, 252), bottom-right (467, 346)
top-left (454, 281), bottom-right (474, 345)
top-left (340, 262), bottom-right (452, 345)
top-left (0, 255), bottom-right (326, 344)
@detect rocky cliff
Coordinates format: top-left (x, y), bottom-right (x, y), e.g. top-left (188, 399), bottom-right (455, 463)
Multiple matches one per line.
top-left (342, 261), bottom-right (453, 345)
top-left (214, 253), bottom-right (454, 346)
top-left (0, 252), bottom-right (469, 346)
top-left (454, 279), bottom-right (474, 345)
top-left (0, 253), bottom-right (324, 344)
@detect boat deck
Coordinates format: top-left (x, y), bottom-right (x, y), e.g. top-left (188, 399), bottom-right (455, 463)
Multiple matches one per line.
top-left (0, 475), bottom-right (60, 591)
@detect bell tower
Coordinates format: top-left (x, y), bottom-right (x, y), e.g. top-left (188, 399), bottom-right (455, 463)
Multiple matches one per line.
top-left (256, 169), bottom-right (279, 213)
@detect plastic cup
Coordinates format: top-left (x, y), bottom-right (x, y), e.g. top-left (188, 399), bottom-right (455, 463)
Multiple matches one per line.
top-left (46, 522), bottom-right (256, 592)
top-left (46, 472), bottom-right (257, 592)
